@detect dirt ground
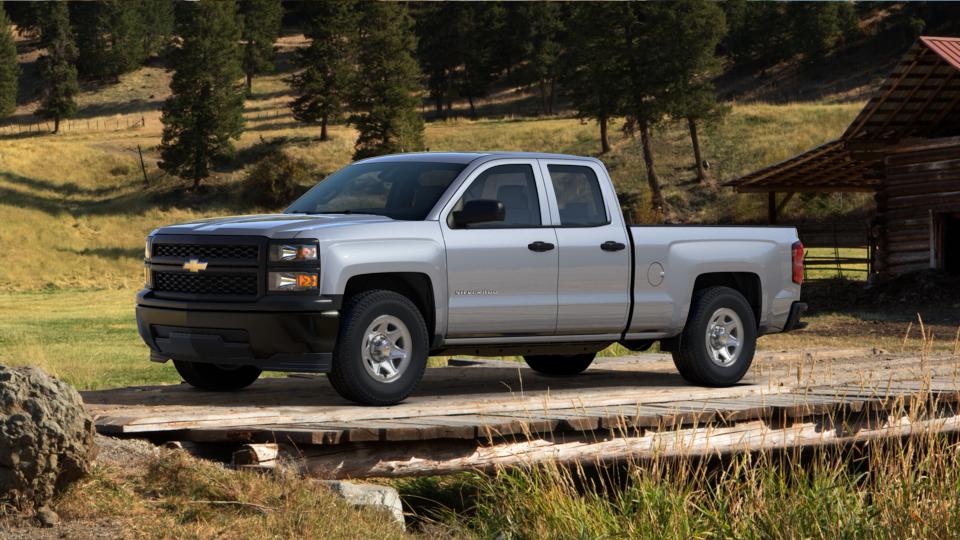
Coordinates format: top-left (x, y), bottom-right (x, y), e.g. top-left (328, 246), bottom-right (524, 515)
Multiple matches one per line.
top-left (760, 273), bottom-right (960, 352)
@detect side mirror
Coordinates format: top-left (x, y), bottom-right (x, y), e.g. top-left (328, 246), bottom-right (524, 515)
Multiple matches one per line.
top-left (451, 199), bottom-right (505, 228)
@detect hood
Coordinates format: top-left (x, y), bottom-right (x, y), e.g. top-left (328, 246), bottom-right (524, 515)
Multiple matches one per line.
top-left (152, 213), bottom-right (396, 238)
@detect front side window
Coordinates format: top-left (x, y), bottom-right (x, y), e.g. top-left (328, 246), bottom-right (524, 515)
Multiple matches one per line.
top-left (286, 161), bottom-right (466, 220)
top-left (448, 164), bottom-right (542, 228)
top-left (548, 164), bottom-right (609, 227)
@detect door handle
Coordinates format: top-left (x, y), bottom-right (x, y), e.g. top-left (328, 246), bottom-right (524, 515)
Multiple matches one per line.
top-left (527, 241), bottom-right (555, 252)
top-left (601, 240), bottom-right (626, 252)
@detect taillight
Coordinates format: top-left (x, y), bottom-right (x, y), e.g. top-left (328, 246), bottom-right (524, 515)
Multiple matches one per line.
top-left (792, 241), bottom-right (805, 285)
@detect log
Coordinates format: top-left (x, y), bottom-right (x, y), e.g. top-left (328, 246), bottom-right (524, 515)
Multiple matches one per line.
top-left (248, 409), bottom-right (960, 480)
top-left (233, 443), bottom-right (279, 468)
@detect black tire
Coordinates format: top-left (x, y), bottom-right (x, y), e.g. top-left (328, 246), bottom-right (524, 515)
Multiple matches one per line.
top-left (671, 286), bottom-right (757, 387)
top-left (327, 290), bottom-right (429, 406)
top-left (523, 353), bottom-right (596, 376)
top-left (173, 360), bottom-right (261, 391)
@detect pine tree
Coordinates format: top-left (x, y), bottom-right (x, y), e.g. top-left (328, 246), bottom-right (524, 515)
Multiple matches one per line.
top-left (290, 0), bottom-right (356, 141)
top-left (240, 0), bottom-right (281, 96)
top-left (159, 0), bottom-right (244, 189)
top-left (562, 3), bottom-right (624, 153)
top-left (722, 1), bottom-right (788, 66)
top-left (454, 4), bottom-right (498, 118)
top-left (139, 0), bottom-right (174, 60)
top-left (491, 3), bottom-right (533, 84)
top-left (72, 1), bottom-right (146, 82)
top-left (788, 3), bottom-right (843, 64)
top-left (414, 2), bottom-right (459, 116)
top-left (348, 2), bottom-right (424, 159)
top-left (70, 1), bottom-right (170, 82)
top-left (0, 2), bottom-right (19, 119)
top-left (619, 2), bottom-right (673, 212)
top-left (660, 0), bottom-right (727, 183)
top-left (35, 2), bottom-right (78, 133)
top-left (414, 3), bottom-right (498, 118)
top-left (523, 2), bottom-right (565, 115)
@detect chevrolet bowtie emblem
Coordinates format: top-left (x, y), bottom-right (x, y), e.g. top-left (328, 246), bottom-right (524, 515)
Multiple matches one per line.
top-left (183, 259), bottom-right (208, 273)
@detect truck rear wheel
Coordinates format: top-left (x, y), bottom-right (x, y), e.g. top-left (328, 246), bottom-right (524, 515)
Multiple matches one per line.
top-left (523, 353), bottom-right (596, 376)
top-left (671, 286), bottom-right (757, 387)
top-left (328, 290), bottom-right (429, 406)
top-left (173, 361), bottom-right (261, 391)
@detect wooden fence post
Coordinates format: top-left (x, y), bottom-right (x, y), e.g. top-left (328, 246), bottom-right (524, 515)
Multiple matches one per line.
top-left (138, 145), bottom-right (149, 186)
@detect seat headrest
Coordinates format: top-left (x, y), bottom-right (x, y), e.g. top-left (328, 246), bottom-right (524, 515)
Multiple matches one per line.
top-left (496, 185), bottom-right (527, 206)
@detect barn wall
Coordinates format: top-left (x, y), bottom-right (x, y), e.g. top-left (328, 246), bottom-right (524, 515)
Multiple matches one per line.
top-left (877, 139), bottom-right (960, 275)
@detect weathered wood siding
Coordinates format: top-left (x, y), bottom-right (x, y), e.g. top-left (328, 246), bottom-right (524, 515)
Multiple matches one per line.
top-left (876, 138), bottom-right (960, 275)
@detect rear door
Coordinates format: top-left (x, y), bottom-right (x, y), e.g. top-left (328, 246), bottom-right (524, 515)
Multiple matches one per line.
top-left (539, 160), bottom-right (631, 335)
top-left (440, 160), bottom-right (559, 338)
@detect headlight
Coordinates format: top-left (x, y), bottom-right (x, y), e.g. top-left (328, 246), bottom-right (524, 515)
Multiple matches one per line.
top-left (144, 238), bottom-right (151, 260)
top-left (269, 241), bottom-right (318, 262)
top-left (268, 271), bottom-right (318, 292)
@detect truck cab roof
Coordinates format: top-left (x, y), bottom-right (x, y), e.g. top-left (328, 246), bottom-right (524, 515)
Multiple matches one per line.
top-left (357, 151), bottom-right (603, 166)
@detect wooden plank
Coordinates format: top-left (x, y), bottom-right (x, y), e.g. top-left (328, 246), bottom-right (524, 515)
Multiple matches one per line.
top-left (183, 424), bottom-right (345, 445)
top-left (657, 399), bottom-right (772, 422)
top-left (725, 394), bottom-right (852, 418)
top-left (489, 409), bottom-right (602, 432)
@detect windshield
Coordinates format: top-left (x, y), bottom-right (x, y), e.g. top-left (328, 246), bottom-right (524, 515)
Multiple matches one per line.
top-left (285, 161), bottom-right (467, 220)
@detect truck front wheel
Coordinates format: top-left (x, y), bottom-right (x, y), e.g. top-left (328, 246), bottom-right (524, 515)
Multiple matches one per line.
top-left (523, 353), bottom-right (596, 376)
top-left (328, 290), bottom-right (429, 406)
top-left (671, 286), bottom-right (757, 387)
top-left (173, 361), bottom-right (262, 391)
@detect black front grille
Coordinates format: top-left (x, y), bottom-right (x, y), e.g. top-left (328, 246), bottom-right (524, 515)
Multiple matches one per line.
top-left (153, 243), bottom-right (259, 261)
top-left (153, 271), bottom-right (258, 296)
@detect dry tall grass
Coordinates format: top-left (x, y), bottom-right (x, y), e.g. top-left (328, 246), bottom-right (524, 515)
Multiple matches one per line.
top-left (400, 428), bottom-right (960, 538)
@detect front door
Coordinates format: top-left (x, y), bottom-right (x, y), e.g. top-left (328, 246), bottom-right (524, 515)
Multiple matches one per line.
top-left (540, 160), bottom-right (631, 335)
top-left (441, 161), bottom-right (559, 338)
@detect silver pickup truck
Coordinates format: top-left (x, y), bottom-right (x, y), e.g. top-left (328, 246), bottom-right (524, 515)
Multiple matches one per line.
top-left (137, 152), bottom-right (806, 405)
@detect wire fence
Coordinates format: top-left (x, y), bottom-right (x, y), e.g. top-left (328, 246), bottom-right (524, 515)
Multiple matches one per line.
top-left (0, 114), bottom-right (148, 136)
top-left (0, 107), bottom-right (292, 137)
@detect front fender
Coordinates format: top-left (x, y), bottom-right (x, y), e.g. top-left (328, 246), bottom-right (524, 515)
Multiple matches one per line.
top-left (319, 237), bottom-right (448, 334)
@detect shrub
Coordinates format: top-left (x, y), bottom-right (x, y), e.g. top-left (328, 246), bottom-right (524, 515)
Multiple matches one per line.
top-left (240, 150), bottom-right (314, 209)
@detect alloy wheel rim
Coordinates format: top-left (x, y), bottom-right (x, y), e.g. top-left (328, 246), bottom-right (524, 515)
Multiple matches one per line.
top-left (705, 308), bottom-right (743, 367)
top-left (361, 314), bottom-right (412, 383)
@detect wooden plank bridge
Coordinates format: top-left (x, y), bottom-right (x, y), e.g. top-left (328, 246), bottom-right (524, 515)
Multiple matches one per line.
top-left (83, 348), bottom-right (960, 478)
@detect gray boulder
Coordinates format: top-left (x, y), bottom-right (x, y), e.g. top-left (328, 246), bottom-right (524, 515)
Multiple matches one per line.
top-left (323, 480), bottom-right (405, 529)
top-left (0, 365), bottom-right (95, 510)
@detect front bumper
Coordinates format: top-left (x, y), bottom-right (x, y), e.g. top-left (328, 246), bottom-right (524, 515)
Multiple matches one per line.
top-left (136, 297), bottom-right (339, 373)
top-left (781, 301), bottom-right (808, 332)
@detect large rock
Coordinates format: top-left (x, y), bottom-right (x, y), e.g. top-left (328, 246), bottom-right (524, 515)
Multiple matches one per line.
top-left (0, 365), bottom-right (95, 510)
top-left (323, 480), bottom-right (405, 529)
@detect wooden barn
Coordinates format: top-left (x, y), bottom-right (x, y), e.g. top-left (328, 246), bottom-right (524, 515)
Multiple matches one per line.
top-left (729, 36), bottom-right (960, 277)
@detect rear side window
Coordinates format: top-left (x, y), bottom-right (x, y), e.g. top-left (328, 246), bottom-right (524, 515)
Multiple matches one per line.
top-left (548, 165), bottom-right (609, 227)
top-left (449, 164), bottom-right (541, 228)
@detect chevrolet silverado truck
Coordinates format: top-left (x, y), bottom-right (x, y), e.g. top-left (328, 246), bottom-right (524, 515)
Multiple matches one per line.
top-left (137, 152), bottom-right (806, 405)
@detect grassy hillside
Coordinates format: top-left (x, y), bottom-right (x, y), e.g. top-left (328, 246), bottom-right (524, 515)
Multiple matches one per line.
top-left (0, 33), bottom-right (864, 292)
top-left (0, 31), bottom-right (878, 388)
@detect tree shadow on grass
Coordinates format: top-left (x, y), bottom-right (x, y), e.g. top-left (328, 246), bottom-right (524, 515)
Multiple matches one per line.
top-left (244, 119), bottom-right (305, 133)
top-left (56, 246), bottom-right (144, 260)
top-left (0, 172), bottom-right (123, 197)
top-left (214, 134), bottom-right (319, 174)
top-left (0, 171), bottom-right (254, 218)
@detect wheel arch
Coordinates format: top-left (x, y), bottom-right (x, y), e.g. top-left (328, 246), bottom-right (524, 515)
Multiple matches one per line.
top-left (343, 272), bottom-right (437, 343)
top-left (691, 272), bottom-right (762, 328)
